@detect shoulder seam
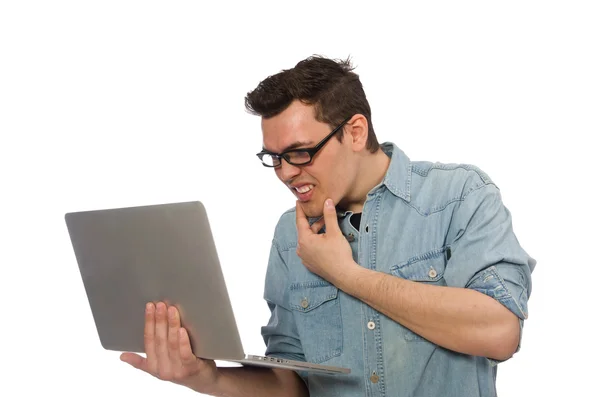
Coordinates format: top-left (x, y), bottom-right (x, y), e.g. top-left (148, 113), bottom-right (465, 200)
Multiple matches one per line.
top-left (412, 162), bottom-right (494, 185)
top-left (406, 182), bottom-right (497, 217)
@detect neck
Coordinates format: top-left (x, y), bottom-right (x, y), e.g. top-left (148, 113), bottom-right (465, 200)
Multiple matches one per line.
top-left (340, 148), bottom-right (391, 213)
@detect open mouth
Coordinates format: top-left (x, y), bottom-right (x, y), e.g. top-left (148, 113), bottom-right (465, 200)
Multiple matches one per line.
top-left (292, 184), bottom-right (315, 201)
top-left (294, 184), bottom-right (314, 194)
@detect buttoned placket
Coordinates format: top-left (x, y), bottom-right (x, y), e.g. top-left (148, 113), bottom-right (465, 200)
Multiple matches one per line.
top-left (341, 192), bottom-right (386, 397)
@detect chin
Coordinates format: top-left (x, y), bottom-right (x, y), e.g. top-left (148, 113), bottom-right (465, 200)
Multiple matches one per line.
top-left (299, 201), bottom-right (324, 218)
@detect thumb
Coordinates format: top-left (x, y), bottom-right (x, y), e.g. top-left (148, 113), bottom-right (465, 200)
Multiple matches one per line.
top-left (120, 352), bottom-right (147, 371)
top-left (323, 199), bottom-right (341, 234)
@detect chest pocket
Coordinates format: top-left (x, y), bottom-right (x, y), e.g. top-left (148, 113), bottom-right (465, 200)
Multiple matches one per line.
top-left (390, 246), bottom-right (449, 341)
top-left (289, 281), bottom-right (343, 363)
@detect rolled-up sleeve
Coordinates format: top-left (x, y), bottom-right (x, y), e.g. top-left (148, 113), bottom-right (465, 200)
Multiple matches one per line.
top-left (444, 182), bottom-right (536, 354)
top-left (261, 239), bottom-right (306, 362)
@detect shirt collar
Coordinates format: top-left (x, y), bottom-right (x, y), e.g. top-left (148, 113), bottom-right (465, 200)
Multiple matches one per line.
top-left (378, 142), bottom-right (412, 202)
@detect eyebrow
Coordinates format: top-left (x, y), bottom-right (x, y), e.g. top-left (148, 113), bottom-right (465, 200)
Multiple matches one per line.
top-left (262, 140), bottom-right (314, 153)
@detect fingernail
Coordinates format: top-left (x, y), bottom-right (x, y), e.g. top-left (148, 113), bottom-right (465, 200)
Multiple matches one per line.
top-left (326, 199), bottom-right (333, 208)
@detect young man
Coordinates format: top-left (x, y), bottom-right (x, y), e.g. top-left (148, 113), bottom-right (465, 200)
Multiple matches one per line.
top-left (121, 56), bottom-right (535, 397)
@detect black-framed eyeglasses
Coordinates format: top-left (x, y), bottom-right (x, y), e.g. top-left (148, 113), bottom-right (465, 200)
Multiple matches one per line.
top-left (256, 116), bottom-right (352, 168)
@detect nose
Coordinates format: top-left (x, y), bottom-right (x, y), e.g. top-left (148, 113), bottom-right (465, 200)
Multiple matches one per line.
top-left (276, 160), bottom-right (302, 182)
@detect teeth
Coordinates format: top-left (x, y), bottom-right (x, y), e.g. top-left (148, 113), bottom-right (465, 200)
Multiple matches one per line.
top-left (295, 184), bottom-right (314, 194)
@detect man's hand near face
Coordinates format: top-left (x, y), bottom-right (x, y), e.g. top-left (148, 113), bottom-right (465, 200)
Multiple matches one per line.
top-left (295, 199), bottom-right (359, 285)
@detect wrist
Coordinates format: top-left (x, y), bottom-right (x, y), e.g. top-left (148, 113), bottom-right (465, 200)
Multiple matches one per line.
top-left (186, 367), bottom-right (222, 396)
top-left (334, 260), bottom-right (364, 292)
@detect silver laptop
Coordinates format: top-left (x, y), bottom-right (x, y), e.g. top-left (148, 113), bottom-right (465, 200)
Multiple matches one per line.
top-left (64, 200), bottom-right (350, 375)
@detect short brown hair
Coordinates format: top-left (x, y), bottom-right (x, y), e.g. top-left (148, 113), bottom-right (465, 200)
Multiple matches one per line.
top-left (245, 55), bottom-right (379, 152)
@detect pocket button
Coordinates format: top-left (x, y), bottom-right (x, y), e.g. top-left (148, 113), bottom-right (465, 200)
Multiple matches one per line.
top-left (300, 298), bottom-right (309, 309)
top-left (428, 268), bottom-right (437, 278)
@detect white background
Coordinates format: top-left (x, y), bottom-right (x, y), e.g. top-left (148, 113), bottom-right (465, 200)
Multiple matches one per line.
top-left (1, 1), bottom-right (598, 396)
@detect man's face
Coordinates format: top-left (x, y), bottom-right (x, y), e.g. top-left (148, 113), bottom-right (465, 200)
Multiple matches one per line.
top-left (261, 101), bottom-right (354, 218)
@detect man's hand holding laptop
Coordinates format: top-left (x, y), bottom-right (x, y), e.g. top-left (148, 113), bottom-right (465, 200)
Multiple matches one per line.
top-left (120, 302), bottom-right (219, 392)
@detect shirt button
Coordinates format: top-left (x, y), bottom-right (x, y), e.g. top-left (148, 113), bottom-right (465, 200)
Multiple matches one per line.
top-left (346, 233), bottom-right (355, 242)
top-left (428, 268), bottom-right (437, 278)
top-left (367, 321), bottom-right (376, 330)
top-left (370, 372), bottom-right (379, 383)
top-left (300, 298), bottom-right (309, 309)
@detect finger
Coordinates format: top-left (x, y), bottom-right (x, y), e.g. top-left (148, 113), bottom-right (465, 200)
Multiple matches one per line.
top-left (155, 302), bottom-right (172, 376)
top-left (322, 199), bottom-right (341, 234)
top-left (310, 217), bottom-right (325, 234)
top-left (295, 201), bottom-right (312, 235)
top-left (168, 306), bottom-right (183, 367)
top-left (143, 302), bottom-right (158, 374)
top-left (120, 352), bottom-right (147, 371)
top-left (178, 327), bottom-right (199, 367)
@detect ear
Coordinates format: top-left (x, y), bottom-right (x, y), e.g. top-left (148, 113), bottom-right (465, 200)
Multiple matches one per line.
top-left (345, 114), bottom-right (369, 152)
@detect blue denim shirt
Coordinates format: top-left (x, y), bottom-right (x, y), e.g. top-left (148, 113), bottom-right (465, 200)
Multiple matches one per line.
top-left (261, 142), bottom-right (535, 397)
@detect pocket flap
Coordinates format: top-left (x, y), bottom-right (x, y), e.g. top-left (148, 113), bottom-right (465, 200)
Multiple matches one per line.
top-left (289, 281), bottom-right (339, 313)
top-left (390, 247), bottom-right (448, 282)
